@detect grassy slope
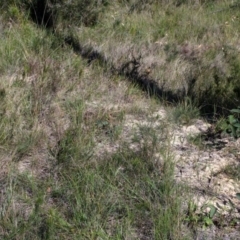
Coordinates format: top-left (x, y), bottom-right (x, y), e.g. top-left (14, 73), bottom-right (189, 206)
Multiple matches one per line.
top-left (0, 0), bottom-right (240, 239)
top-left (0, 17), bottom-right (186, 240)
top-left (71, 0), bottom-right (240, 114)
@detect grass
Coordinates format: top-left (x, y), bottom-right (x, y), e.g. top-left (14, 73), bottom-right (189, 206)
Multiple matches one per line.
top-left (0, 79), bottom-right (186, 239)
top-left (0, 13), bottom-right (188, 240)
top-left (70, 0), bottom-right (240, 112)
top-left (218, 163), bottom-right (240, 181)
top-left (169, 97), bottom-right (200, 125)
top-left (187, 134), bottom-right (205, 150)
top-left (1, 0), bottom-right (240, 239)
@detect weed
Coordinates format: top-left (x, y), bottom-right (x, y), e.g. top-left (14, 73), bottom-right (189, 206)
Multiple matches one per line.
top-left (220, 107), bottom-right (240, 138)
top-left (185, 201), bottom-right (217, 229)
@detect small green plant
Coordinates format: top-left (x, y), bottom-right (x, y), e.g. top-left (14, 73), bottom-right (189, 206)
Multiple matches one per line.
top-left (220, 107), bottom-right (240, 138)
top-left (185, 202), bottom-right (199, 226)
top-left (201, 204), bottom-right (217, 228)
top-left (185, 201), bottom-right (217, 228)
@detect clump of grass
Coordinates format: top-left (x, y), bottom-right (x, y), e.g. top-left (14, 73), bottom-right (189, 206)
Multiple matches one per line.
top-left (222, 163), bottom-right (240, 181)
top-left (0, 22), bottom-right (56, 74)
top-left (187, 134), bottom-right (205, 149)
top-left (169, 97), bottom-right (200, 125)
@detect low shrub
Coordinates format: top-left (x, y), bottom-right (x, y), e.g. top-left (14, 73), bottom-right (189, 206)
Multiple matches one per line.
top-left (1, 0), bottom-right (109, 28)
